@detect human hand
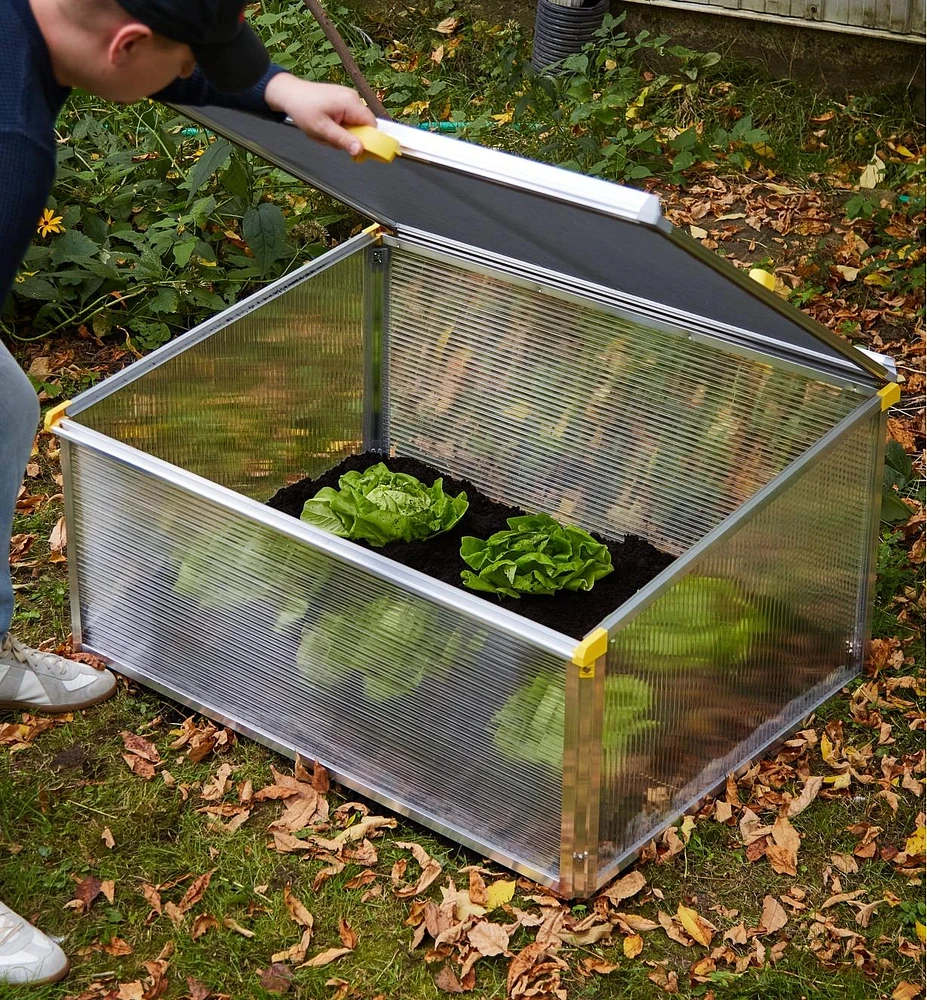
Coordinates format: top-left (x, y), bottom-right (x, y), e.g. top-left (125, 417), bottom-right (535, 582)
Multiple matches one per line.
top-left (263, 75), bottom-right (378, 156)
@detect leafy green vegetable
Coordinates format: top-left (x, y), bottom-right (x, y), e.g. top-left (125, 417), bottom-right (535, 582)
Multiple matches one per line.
top-left (297, 596), bottom-right (484, 702)
top-left (300, 462), bottom-right (469, 547)
top-left (614, 576), bottom-right (765, 669)
top-left (492, 670), bottom-right (654, 770)
top-left (460, 513), bottom-right (613, 598)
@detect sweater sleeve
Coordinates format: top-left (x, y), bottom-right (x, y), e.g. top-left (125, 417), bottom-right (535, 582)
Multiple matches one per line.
top-left (152, 63), bottom-right (288, 117)
top-left (0, 130), bottom-right (56, 305)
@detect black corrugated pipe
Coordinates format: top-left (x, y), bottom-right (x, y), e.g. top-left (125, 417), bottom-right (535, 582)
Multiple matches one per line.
top-left (531, 0), bottom-right (610, 74)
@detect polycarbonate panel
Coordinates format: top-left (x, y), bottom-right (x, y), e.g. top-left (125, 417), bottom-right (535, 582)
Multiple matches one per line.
top-left (66, 442), bottom-right (567, 882)
top-left (386, 248), bottom-right (862, 555)
top-left (74, 251), bottom-right (367, 500)
top-left (595, 407), bottom-right (881, 880)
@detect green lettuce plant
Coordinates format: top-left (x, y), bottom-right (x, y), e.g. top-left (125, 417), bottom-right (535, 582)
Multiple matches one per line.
top-left (614, 576), bottom-right (765, 669)
top-left (297, 596), bottom-right (484, 702)
top-left (460, 513), bottom-right (613, 598)
top-left (300, 462), bottom-right (469, 547)
top-left (492, 670), bottom-right (654, 770)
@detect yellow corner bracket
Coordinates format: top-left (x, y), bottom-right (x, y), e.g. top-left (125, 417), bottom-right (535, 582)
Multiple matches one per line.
top-left (878, 382), bottom-right (901, 411)
top-left (347, 125), bottom-right (400, 165)
top-left (572, 627), bottom-right (608, 678)
top-left (43, 399), bottom-right (71, 434)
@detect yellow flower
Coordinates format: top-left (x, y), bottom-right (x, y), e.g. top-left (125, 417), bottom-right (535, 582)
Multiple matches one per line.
top-left (37, 208), bottom-right (64, 237)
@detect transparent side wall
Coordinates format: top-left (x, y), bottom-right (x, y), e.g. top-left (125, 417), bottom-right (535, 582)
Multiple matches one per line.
top-left (73, 250), bottom-right (367, 500)
top-left (386, 248), bottom-right (864, 555)
top-left (594, 406), bottom-right (882, 882)
top-left (65, 441), bottom-right (567, 883)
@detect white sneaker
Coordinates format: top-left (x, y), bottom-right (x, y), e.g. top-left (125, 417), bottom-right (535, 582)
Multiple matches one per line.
top-left (0, 633), bottom-right (117, 713)
top-left (0, 901), bottom-right (69, 985)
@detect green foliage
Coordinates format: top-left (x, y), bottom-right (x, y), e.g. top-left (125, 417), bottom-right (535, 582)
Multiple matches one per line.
top-left (491, 670), bottom-right (654, 770)
top-left (300, 462), bottom-right (469, 547)
top-left (2, 97), bottom-right (342, 346)
top-left (296, 596), bottom-right (483, 701)
top-left (615, 576), bottom-right (766, 669)
top-left (882, 439), bottom-right (921, 523)
top-left (460, 513), bottom-right (613, 599)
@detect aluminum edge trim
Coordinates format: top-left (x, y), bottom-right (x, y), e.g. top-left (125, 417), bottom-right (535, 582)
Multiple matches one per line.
top-left (595, 392), bottom-right (884, 634)
top-left (386, 230), bottom-right (878, 390)
top-left (56, 421), bottom-right (576, 660)
top-left (77, 647), bottom-right (559, 890)
top-left (59, 440), bottom-right (84, 647)
top-left (373, 119), bottom-right (664, 226)
top-left (66, 231), bottom-right (375, 415)
top-left (856, 409), bottom-right (890, 662)
top-left (666, 228), bottom-right (888, 385)
top-left (592, 667), bottom-right (857, 893)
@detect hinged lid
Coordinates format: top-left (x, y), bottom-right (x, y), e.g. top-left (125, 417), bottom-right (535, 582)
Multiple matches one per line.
top-left (177, 107), bottom-right (890, 386)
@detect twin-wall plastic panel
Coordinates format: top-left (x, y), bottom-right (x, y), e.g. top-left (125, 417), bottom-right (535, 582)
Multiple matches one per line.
top-left (74, 252), bottom-right (367, 500)
top-left (65, 441), bottom-right (568, 883)
top-left (386, 248), bottom-right (863, 555)
top-left (596, 407), bottom-right (882, 885)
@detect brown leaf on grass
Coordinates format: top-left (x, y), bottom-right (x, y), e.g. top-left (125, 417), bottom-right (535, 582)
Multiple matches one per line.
top-left (222, 917), bottom-right (255, 938)
top-left (739, 808), bottom-right (773, 845)
top-left (102, 936), bottom-right (134, 956)
top-left (344, 870), bottom-right (377, 890)
top-left (190, 914), bottom-right (219, 940)
top-left (614, 912), bottom-right (660, 934)
top-left (394, 841), bottom-right (442, 898)
top-left (164, 901), bottom-right (186, 929)
top-left (49, 516), bottom-right (66, 553)
top-left (258, 963), bottom-right (293, 994)
top-left (714, 799), bottom-right (734, 823)
top-left (284, 886), bottom-right (313, 930)
top-left (185, 977), bottom-right (212, 1000)
top-left (434, 964), bottom-right (468, 993)
top-left (658, 910), bottom-right (692, 946)
top-left (506, 940), bottom-right (548, 993)
top-left (200, 763), bottom-right (235, 802)
top-left (830, 853), bottom-right (859, 874)
top-left (72, 875), bottom-right (103, 914)
top-left (601, 870), bottom-right (647, 903)
top-left (314, 816), bottom-right (396, 852)
top-left (271, 927), bottom-right (314, 965)
top-left (468, 869), bottom-right (488, 906)
top-left (466, 921), bottom-right (510, 957)
top-left (140, 882), bottom-right (163, 916)
top-left (648, 966), bottom-right (680, 993)
top-left (623, 933), bottom-right (644, 958)
top-left (177, 871), bottom-right (214, 913)
top-left (787, 776), bottom-right (824, 817)
top-left (724, 921), bottom-right (748, 945)
top-left (101, 827), bottom-right (115, 849)
top-left (766, 816), bottom-right (800, 875)
top-left (759, 896), bottom-right (788, 934)
top-left (892, 983), bottom-right (923, 1000)
top-left (100, 880), bottom-right (115, 905)
top-left (271, 794), bottom-right (323, 836)
top-left (121, 731), bottom-right (161, 763)
top-left (300, 947), bottom-right (352, 968)
top-left (677, 905), bottom-right (714, 947)
top-left (338, 918), bottom-right (358, 951)
top-left (122, 754), bottom-right (157, 780)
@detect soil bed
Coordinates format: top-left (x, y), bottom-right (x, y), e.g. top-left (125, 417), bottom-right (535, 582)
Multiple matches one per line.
top-left (267, 452), bottom-right (676, 640)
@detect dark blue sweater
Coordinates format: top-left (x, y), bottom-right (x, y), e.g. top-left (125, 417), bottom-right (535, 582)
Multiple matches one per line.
top-left (0, 0), bottom-right (284, 306)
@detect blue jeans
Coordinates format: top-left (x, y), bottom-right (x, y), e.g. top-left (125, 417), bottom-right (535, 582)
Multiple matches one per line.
top-left (0, 339), bottom-right (40, 636)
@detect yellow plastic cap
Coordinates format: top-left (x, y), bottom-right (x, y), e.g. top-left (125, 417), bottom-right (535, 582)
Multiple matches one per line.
top-left (748, 268), bottom-right (777, 291)
top-left (43, 400), bottom-right (70, 433)
top-left (572, 627), bottom-right (608, 676)
top-left (346, 126), bottom-right (400, 164)
top-left (878, 382), bottom-right (901, 410)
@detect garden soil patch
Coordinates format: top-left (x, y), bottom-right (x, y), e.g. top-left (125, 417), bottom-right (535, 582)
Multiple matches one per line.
top-left (267, 452), bottom-right (676, 640)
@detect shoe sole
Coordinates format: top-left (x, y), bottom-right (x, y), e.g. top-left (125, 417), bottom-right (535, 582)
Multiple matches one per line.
top-left (0, 681), bottom-right (117, 714)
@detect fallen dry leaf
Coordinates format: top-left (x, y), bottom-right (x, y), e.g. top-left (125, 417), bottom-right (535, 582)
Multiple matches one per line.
top-left (601, 870), bottom-right (647, 903)
top-left (759, 895), bottom-right (788, 934)
top-left (677, 904), bottom-right (714, 947)
top-left (623, 933), bottom-right (644, 958)
top-left (222, 917), bottom-right (255, 938)
top-left (468, 920), bottom-right (510, 957)
top-left (300, 947), bottom-right (352, 968)
top-left (258, 963), bottom-right (293, 994)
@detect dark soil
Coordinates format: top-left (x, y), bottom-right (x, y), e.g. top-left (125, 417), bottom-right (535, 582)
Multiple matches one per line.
top-left (267, 453), bottom-right (675, 640)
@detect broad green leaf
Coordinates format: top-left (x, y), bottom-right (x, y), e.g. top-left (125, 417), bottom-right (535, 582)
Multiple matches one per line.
top-left (243, 203), bottom-right (287, 274)
top-left (50, 230), bottom-right (101, 265)
top-left (185, 138), bottom-right (232, 203)
top-left (172, 238), bottom-right (197, 268)
top-left (148, 287), bottom-right (180, 315)
top-left (12, 276), bottom-right (57, 300)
